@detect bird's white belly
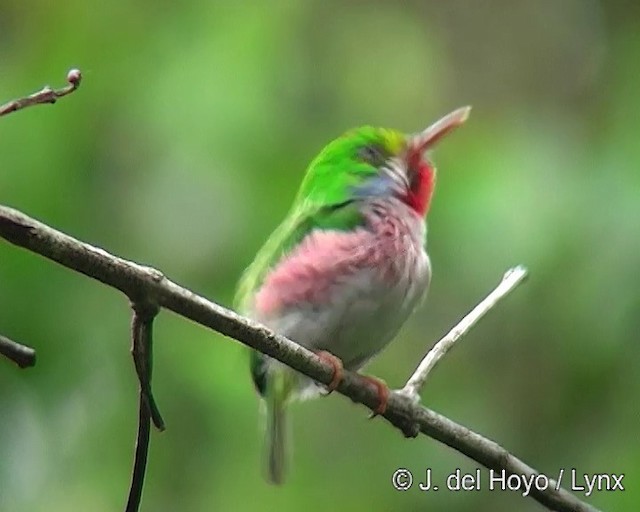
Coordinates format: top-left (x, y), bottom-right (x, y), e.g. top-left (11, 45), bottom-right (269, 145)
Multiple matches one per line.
top-left (267, 249), bottom-right (431, 371)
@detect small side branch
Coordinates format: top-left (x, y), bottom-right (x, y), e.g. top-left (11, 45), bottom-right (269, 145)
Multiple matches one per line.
top-left (400, 266), bottom-right (528, 402)
top-left (130, 301), bottom-right (165, 431)
top-left (0, 69), bottom-right (82, 117)
top-left (126, 303), bottom-right (161, 512)
top-left (0, 333), bottom-right (36, 368)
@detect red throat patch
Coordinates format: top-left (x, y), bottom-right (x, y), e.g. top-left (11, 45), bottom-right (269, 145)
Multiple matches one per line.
top-left (405, 158), bottom-right (435, 217)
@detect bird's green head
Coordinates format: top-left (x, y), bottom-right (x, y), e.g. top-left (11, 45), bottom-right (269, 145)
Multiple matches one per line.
top-left (297, 107), bottom-right (470, 216)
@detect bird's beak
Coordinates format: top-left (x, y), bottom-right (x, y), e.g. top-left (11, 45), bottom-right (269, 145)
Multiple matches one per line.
top-left (410, 106), bottom-right (471, 152)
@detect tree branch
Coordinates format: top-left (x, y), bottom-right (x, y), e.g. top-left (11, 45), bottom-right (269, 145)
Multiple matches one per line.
top-left (0, 333), bottom-right (36, 368)
top-left (126, 303), bottom-right (160, 512)
top-left (0, 204), bottom-right (601, 512)
top-left (400, 265), bottom-right (528, 402)
top-left (0, 69), bottom-right (82, 117)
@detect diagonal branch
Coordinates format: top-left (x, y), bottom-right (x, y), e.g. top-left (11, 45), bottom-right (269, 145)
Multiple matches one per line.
top-left (0, 205), bottom-right (601, 512)
top-left (0, 69), bottom-right (82, 117)
top-left (400, 265), bottom-right (528, 402)
top-left (0, 333), bottom-right (36, 368)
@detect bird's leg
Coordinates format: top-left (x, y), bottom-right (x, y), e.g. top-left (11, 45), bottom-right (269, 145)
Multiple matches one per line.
top-left (360, 375), bottom-right (389, 416)
top-left (314, 350), bottom-right (344, 393)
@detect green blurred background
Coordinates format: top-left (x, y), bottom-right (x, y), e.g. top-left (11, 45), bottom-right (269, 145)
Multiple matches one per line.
top-left (1, 1), bottom-right (638, 511)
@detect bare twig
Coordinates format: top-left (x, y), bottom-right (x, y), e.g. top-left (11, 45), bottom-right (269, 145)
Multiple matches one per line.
top-left (126, 395), bottom-right (151, 512)
top-left (131, 301), bottom-right (165, 430)
top-left (0, 333), bottom-right (36, 368)
top-left (126, 304), bottom-right (160, 512)
top-left (0, 69), bottom-right (82, 117)
top-left (400, 266), bottom-right (529, 402)
top-left (0, 205), bottom-right (600, 512)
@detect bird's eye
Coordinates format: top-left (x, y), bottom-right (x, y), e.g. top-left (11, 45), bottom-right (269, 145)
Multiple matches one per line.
top-left (358, 144), bottom-right (386, 166)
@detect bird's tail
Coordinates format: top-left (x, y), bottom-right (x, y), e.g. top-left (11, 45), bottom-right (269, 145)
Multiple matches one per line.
top-left (264, 369), bottom-right (291, 485)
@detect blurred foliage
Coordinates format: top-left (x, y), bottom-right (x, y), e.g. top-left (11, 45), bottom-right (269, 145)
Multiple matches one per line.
top-left (1, 1), bottom-right (638, 511)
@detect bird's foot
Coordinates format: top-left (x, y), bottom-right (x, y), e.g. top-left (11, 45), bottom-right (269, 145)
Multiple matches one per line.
top-left (360, 375), bottom-right (389, 417)
top-left (315, 350), bottom-right (344, 393)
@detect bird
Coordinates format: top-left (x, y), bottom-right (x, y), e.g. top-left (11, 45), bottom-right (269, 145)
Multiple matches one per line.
top-left (235, 106), bottom-right (470, 484)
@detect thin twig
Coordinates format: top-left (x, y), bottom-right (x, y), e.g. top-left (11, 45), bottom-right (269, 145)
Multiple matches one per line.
top-left (0, 205), bottom-right (600, 512)
top-left (0, 333), bottom-right (36, 368)
top-left (131, 301), bottom-right (165, 430)
top-left (0, 69), bottom-right (82, 117)
top-left (126, 400), bottom-right (150, 512)
top-left (126, 304), bottom-right (159, 512)
top-left (400, 265), bottom-right (529, 402)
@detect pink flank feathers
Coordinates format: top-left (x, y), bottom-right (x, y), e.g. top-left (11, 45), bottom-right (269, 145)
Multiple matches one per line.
top-left (254, 198), bottom-right (426, 318)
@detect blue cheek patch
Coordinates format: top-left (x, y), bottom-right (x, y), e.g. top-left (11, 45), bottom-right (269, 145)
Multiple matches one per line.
top-left (351, 174), bottom-right (396, 199)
